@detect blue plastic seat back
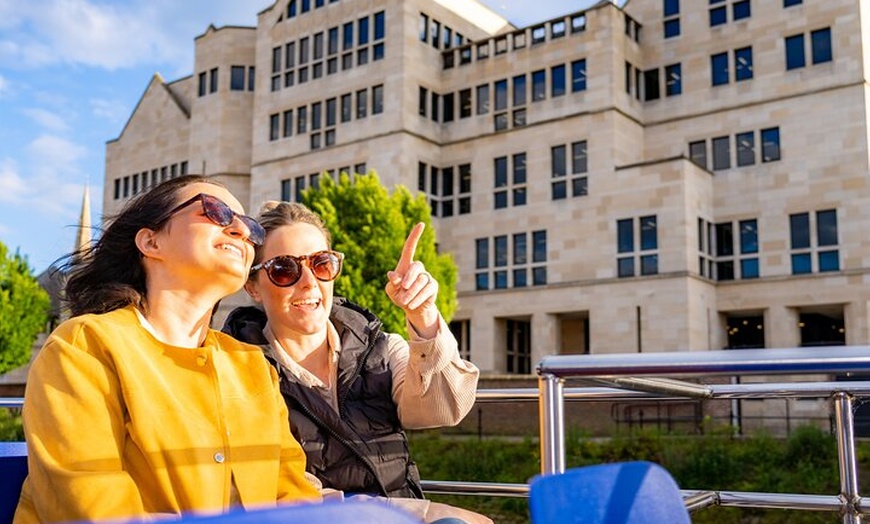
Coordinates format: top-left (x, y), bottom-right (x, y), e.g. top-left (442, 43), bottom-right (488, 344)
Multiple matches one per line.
top-left (173, 499), bottom-right (420, 524)
top-left (0, 442), bottom-right (28, 524)
top-left (529, 461), bottom-right (690, 524)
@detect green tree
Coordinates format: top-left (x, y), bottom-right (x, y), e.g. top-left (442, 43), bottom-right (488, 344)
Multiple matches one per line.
top-left (303, 172), bottom-right (458, 336)
top-left (0, 243), bottom-right (50, 374)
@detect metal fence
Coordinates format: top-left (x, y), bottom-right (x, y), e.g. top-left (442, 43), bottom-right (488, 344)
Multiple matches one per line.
top-left (5, 346), bottom-right (870, 521)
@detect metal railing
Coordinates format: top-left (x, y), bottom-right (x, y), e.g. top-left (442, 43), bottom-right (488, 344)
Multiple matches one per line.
top-left (5, 346), bottom-right (870, 521)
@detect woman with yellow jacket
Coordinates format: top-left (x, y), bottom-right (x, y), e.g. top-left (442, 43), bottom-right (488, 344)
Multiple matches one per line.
top-left (14, 175), bottom-right (319, 523)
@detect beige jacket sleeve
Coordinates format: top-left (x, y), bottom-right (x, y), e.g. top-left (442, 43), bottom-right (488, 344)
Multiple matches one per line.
top-left (388, 314), bottom-right (480, 429)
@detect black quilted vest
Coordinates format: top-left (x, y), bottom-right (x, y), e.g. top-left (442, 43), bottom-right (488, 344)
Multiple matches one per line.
top-left (222, 299), bottom-right (424, 498)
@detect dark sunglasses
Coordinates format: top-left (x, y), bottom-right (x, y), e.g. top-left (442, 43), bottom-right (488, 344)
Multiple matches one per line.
top-left (251, 250), bottom-right (344, 287)
top-left (164, 193), bottom-right (265, 246)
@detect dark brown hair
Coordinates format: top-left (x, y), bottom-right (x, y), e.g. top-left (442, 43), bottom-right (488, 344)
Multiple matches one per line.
top-left (63, 175), bottom-right (225, 316)
top-left (252, 201), bottom-right (331, 268)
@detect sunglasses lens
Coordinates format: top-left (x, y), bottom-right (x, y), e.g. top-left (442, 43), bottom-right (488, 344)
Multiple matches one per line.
top-left (200, 195), bottom-right (234, 227)
top-left (311, 252), bottom-right (342, 281)
top-left (240, 217), bottom-right (265, 246)
top-left (267, 256), bottom-right (302, 287)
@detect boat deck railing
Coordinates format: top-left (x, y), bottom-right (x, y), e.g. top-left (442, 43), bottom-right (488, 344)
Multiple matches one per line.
top-left (4, 345), bottom-right (870, 522)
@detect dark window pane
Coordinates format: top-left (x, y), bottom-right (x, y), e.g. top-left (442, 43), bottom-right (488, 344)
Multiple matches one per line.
top-left (712, 136), bottom-right (730, 170)
top-left (533, 230), bottom-right (547, 262)
top-left (732, 0), bottom-right (750, 20)
top-left (572, 177), bottom-right (588, 197)
top-left (572, 141), bottom-right (587, 173)
top-left (618, 257), bottom-right (634, 277)
top-left (571, 60), bottom-right (587, 92)
top-left (513, 75), bottom-right (527, 105)
top-left (709, 6), bottom-right (726, 26)
top-left (494, 271), bottom-right (508, 289)
top-left (643, 69), bottom-right (659, 101)
top-left (494, 191), bottom-right (508, 209)
top-left (532, 266), bottom-right (547, 286)
top-left (551, 146), bottom-right (566, 177)
top-left (551, 65), bottom-right (566, 97)
top-left (664, 0), bottom-right (680, 17)
top-left (761, 127), bottom-right (781, 162)
top-left (513, 153), bottom-right (526, 184)
top-left (792, 253), bottom-right (812, 274)
top-left (495, 236), bottom-right (508, 267)
top-left (818, 250), bottom-right (839, 272)
top-left (790, 213), bottom-right (810, 249)
top-left (513, 268), bottom-right (527, 288)
top-left (786, 34), bottom-right (806, 70)
top-left (476, 84), bottom-right (490, 114)
top-left (494, 157), bottom-right (508, 187)
top-left (494, 80), bottom-right (508, 111)
top-left (476, 273), bottom-right (488, 290)
top-left (741, 258), bottom-right (759, 279)
top-left (230, 66), bottom-right (245, 90)
top-left (716, 223), bottom-right (734, 256)
top-left (640, 215), bottom-right (657, 250)
top-left (664, 19), bottom-right (680, 39)
top-left (811, 28), bottom-right (832, 64)
top-left (739, 219), bottom-right (758, 254)
top-left (617, 219), bottom-right (634, 253)
top-left (717, 260), bottom-right (735, 281)
top-left (532, 70), bottom-right (546, 101)
top-left (514, 233), bottom-right (527, 264)
top-left (689, 140), bottom-right (707, 168)
top-left (476, 238), bottom-right (489, 269)
top-left (552, 181), bottom-right (567, 200)
top-left (711, 52), bottom-right (729, 86)
top-left (665, 63), bottom-right (682, 96)
top-left (734, 46), bottom-right (753, 81)
top-left (736, 131), bottom-right (755, 166)
top-left (640, 254), bottom-right (658, 276)
top-left (817, 209), bottom-right (838, 246)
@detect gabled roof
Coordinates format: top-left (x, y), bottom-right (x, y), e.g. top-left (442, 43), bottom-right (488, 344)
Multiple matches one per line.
top-left (107, 73), bottom-right (190, 144)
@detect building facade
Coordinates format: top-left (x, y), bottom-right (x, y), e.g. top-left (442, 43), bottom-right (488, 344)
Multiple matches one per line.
top-left (104, 0), bottom-right (870, 382)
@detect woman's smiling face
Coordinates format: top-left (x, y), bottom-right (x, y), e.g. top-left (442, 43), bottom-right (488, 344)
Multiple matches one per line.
top-left (247, 222), bottom-right (334, 340)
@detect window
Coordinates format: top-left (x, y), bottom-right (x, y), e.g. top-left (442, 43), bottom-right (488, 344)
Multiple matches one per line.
top-left (709, 0), bottom-right (727, 27)
top-left (716, 219), bottom-right (759, 280)
top-left (734, 46), bottom-right (753, 81)
top-left (785, 34), bottom-right (806, 70)
top-left (209, 68), bottom-right (218, 93)
top-left (811, 28), bottom-right (832, 64)
top-left (790, 210), bottom-right (839, 274)
top-left (460, 89), bottom-right (472, 118)
top-left (617, 216), bottom-right (658, 277)
top-left (419, 87), bottom-right (428, 117)
top-left (297, 106), bottom-right (307, 133)
top-left (571, 59), bottom-right (587, 92)
top-left (372, 85), bottom-right (384, 114)
top-left (735, 131), bottom-right (755, 166)
top-left (690, 141), bottom-right (707, 169)
top-left (230, 66), bottom-right (245, 91)
top-left (343, 22), bottom-right (353, 50)
top-left (663, 0), bottom-right (680, 38)
top-left (532, 70), bottom-right (546, 101)
top-left (513, 75), bottom-right (527, 106)
top-left (665, 63), bottom-right (681, 96)
top-left (552, 141), bottom-right (588, 200)
top-left (506, 319), bottom-right (532, 375)
top-left (733, 0), bottom-right (751, 21)
top-left (761, 127), bottom-right (781, 162)
top-left (711, 52), bottom-right (729, 86)
top-left (198, 72), bottom-right (207, 97)
top-left (494, 80), bottom-right (508, 111)
top-left (712, 136), bottom-right (730, 170)
top-left (356, 89), bottom-right (367, 118)
top-left (643, 69), bottom-right (660, 101)
top-left (283, 109), bottom-right (293, 138)
top-left (551, 65), bottom-right (566, 97)
top-left (476, 84), bottom-right (489, 115)
top-left (269, 113), bottom-right (280, 141)
top-left (341, 93), bottom-right (352, 122)
top-left (784, 0), bottom-right (802, 6)
top-left (449, 320), bottom-right (471, 360)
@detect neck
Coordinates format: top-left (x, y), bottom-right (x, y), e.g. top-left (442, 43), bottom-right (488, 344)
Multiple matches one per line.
top-left (274, 326), bottom-right (331, 379)
top-left (141, 289), bottom-right (218, 347)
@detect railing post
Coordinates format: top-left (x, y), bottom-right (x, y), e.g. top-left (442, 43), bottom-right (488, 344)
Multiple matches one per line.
top-left (833, 392), bottom-right (861, 523)
top-left (538, 373), bottom-right (565, 475)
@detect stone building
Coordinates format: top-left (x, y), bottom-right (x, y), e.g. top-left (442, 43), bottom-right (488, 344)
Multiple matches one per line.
top-left (104, 0), bottom-right (868, 430)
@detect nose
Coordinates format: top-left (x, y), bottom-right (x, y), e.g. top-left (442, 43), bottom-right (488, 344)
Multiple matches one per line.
top-left (296, 261), bottom-right (318, 287)
top-left (225, 216), bottom-right (254, 244)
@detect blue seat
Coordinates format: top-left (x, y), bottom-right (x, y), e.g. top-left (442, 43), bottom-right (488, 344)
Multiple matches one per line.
top-left (174, 500), bottom-right (420, 524)
top-left (529, 461), bottom-right (690, 524)
top-left (0, 442), bottom-right (27, 524)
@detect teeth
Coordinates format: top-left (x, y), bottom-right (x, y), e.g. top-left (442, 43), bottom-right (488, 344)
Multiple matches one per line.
top-left (291, 298), bottom-right (320, 306)
top-left (219, 244), bottom-right (243, 257)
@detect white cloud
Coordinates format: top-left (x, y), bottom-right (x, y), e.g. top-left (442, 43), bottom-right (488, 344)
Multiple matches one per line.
top-left (0, 159), bottom-right (30, 203)
top-left (22, 107), bottom-right (70, 132)
top-left (0, 0), bottom-right (270, 73)
top-left (26, 134), bottom-right (88, 172)
top-left (90, 97), bottom-right (129, 124)
top-left (0, 74), bottom-right (9, 98)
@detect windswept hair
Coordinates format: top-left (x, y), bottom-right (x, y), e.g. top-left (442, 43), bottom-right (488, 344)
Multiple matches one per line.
top-left (62, 175), bottom-right (224, 317)
top-left (253, 201), bottom-right (331, 268)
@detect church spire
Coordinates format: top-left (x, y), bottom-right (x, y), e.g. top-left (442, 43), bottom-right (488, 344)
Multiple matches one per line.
top-left (75, 184), bottom-right (91, 252)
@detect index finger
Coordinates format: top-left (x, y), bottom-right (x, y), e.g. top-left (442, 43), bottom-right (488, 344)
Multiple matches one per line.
top-left (395, 222), bottom-right (425, 273)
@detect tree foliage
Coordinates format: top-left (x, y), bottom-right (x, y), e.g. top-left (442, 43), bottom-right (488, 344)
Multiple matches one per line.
top-left (302, 172), bottom-right (458, 336)
top-left (0, 243), bottom-right (50, 375)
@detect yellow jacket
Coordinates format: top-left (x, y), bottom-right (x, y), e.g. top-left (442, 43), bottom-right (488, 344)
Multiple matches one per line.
top-left (14, 306), bottom-right (319, 524)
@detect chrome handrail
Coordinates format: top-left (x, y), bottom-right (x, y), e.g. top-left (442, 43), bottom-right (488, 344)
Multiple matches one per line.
top-left (537, 346), bottom-right (870, 522)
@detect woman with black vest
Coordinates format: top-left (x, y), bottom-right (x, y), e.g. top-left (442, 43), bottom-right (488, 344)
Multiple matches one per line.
top-left (223, 201), bottom-right (489, 524)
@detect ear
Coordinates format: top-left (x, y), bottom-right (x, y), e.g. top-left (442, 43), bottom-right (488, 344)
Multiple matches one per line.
top-left (135, 228), bottom-right (163, 260)
top-left (244, 279), bottom-right (263, 303)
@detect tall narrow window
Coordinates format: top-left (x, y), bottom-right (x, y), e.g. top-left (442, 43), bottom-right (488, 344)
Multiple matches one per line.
top-left (785, 34), bottom-right (806, 70)
top-left (571, 59), bottom-right (587, 92)
top-left (734, 46), bottom-right (753, 81)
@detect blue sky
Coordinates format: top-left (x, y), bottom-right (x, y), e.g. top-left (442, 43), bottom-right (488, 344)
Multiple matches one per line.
top-left (0, 0), bottom-right (601, 275)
